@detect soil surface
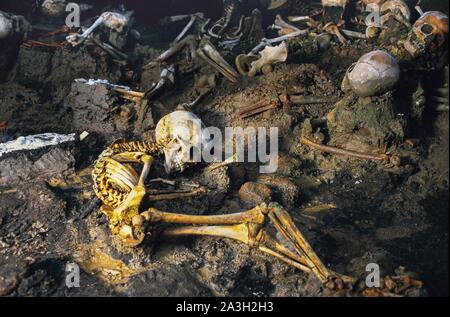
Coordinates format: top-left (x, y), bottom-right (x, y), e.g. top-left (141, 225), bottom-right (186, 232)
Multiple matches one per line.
top-left (0, 1), bottom-right (448, 297)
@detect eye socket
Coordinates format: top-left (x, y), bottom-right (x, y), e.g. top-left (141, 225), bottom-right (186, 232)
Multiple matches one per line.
top-left (420, 24), bottom-right (434, 35)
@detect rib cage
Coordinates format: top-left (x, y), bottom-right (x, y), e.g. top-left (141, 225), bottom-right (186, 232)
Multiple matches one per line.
top-left (92, 140), bottom-right (165, 208)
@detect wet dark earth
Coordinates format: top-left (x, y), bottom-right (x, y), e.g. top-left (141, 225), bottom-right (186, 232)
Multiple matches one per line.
top-left (0, 1), bottom-right (449, 297)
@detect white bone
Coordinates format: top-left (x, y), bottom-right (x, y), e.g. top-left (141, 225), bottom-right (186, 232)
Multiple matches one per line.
top-left (250, 29), bottom-right (307, 55)
top-left (274, 15), bottom-right (301, 32)
top-left (174, 14), bottom-right (197, 43)
top-left (66, 12), bottom-right (129, 47)
top-left (249, 41), bottom-right (288, 77)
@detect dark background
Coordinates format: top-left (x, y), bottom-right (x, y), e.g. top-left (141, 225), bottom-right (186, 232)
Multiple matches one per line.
top-left (0, 0), bottom-right (223, 24)
top-left (1, 0), bottom-right (448, 24)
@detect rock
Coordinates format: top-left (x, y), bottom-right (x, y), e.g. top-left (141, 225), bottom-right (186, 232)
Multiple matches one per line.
top-left (256, 175), bottom-right (300, 208)
top-left (124, 264), bottom-right (211, 296)
top-left (0, 137), bottom-right (75, 186)
top-left (239, 182), bottom-right (272, 208)
top-left (14, 49), bottom-right (52, 86)
top-left (64, 82), bottom-right (119, 142)
top-left (0, 258), bottom-right (28, 296)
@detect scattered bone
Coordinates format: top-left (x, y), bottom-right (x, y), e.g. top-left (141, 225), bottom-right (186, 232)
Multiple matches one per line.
top-left (196, 40), bottom-right (240, 83)
top-left (174, 14), bottom-right (199, 43)
top-left (146, 65), bottom-right (176, 100)
top-left (248, 41), bottom-right (288, 77)
top-left (205, 154), bottom-right (237, 172)
top-left (300, 136), bottom-right (400, 165)
top-left (66, 11), bottom-right (130, 47)
top-left (148, 178), bottom-right (176, 186)
top-left (250, 29), bottom-right (307, 55)
top-left (264, 0), bottom-right (289, 10)
top-left (75, 78), bottom-right (144, 105)
top-left (273, 15), bottom-right (301, 34)
top-left (238, 94), bottom-right (337, 119)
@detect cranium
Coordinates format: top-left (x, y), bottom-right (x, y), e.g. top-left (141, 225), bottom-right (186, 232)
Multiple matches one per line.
top-left (155, 111), bottom-right (211, 173)
top-left (0, 11), bottom-right (31, 40)
top-left (341, 50), bottom-right (400, 97)
top-left (401, 11), bottom-right (449, 58)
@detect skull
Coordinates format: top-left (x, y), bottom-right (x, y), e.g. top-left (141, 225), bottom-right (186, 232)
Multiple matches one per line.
top-left (342, 50), bottom-right (400, 97)
top-left (41, 0), bottom-right (66, 17)
top-left (0, 11), bottom-right (31, 40)
top-left (155, 111), bottom-right (211, 174)
top-left (402, 11), bottom-right (449, 58)
top-left (380, 0), bottom-right (411, 26)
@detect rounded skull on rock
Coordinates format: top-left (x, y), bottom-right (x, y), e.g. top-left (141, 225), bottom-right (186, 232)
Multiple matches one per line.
top-left (342, 50), bottom-right (400, 98)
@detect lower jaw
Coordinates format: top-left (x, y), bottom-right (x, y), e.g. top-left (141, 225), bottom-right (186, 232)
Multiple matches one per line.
top-left (402, 40), bottom-right (423, 58)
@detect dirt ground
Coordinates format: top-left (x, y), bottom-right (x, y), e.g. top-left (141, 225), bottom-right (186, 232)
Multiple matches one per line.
top-left (0, 1), bottom-right (448, 297)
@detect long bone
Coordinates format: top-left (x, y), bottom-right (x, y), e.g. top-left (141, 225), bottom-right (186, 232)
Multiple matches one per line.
top-left (174, 13), bottom-right (204, 43)
top-left (89, 36), bottom-right (128, 62)
top-left (250, 29), bottom-right (308, 55)
top-left (130, 195), bottom-right (335, 283)
top-left (143, 36), bottom-right (197, 69)
top-left (273, 14), bottom-right (301, 33)
top-left (145, 65), bottom-right (176, 100)
top-left (66, 11), bottom-right (129, 47)
top-left (196, 39), bottom-right (240, 83)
